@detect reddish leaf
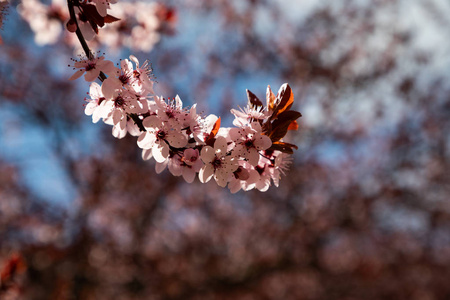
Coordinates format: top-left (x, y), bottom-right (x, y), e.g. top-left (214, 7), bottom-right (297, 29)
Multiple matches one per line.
top-left (205, 117), bottom-right (221, 146)
top-left (104, 14), bottom-right (121, 24)
top-left (266, 85), bottom-right (277, 111)
top-left (78, 3), bottom-right (119, 34)
top-left (81, 3), bottom-right (105, 27)
top-left (271, 83), bottom-right (294, 120)
top-left (246, 89), bottom-right (263, 108)
top-left (287, 120), bottom-right (299, 131)
top-left (269, 110), bottom-right (302, 142)
top-left (268, 141), bottom-right (298, 154)
top-left (262, 121), bottom-right (272, 135)
top-left (211, 117), bottom-right (221, 137)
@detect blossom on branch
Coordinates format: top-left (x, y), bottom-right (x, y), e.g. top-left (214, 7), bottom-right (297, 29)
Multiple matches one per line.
top-left (229, 122), bottom-right (272, 166)
top-left (69, 54), bottom-right (116, 81)
top-left (65, 1), bottom-right (301, 192)
top-left (137, 116), bottom-right (188, 163)
top-left (199, 136), bottom-right (238, 187)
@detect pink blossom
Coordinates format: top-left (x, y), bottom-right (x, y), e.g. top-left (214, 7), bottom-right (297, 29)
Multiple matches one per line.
top-left (154, 95), bottom-right (188, 130)
top-left (229, 122), bottom-right (272, 166)
top-left (154, 148), bottom-right (203, 183)
top-left (252, 151), bottom-right (293, 191)
top-left (129, 55), bottom-right (154, 95)
top-left (85, 82), bottom-right (109, 123)
top-left (100, 59), bottom-right (132, 95)
top-left (69, 55), bottom-right (117, 82)
top-left (228, 161), bottom-right (260, 193)
top-left (100, 90), bottom-right (146, 139)
top-left (190, 114), bottom-right (218, 144)
top-left (137, 116), bottom-right (188, 163)
top-left (178, 148), bottom-right (204, 183)
top-left (269, 151), bottom-right (293, 187)
top-left (231, 105), bottom-right (269, 127)
top-left (199, 136), bottom-right (238, 187)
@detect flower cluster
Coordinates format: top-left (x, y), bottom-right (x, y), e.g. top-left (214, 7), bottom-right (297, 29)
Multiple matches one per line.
top-left (71, 52), bottom-right (301, 192)
top-left (61, 0), bottom-right (302, 192)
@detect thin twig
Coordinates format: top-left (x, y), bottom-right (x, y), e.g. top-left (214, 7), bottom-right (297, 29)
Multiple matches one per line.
top-left (67, 0), bottom-right (106, 81)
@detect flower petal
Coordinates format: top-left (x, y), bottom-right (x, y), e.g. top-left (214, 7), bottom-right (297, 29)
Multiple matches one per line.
top-left (247, 149), bottom-right (260, 166)
top-left (155, 160), bottom-right (168, 174)
top-left (214, 136), bottom-right (228, 156)
top-left (199, 165), bottom-right (214, 183)
top-left (166, 131), bottom-right (187, 148)
top-left (137, 132), bottom-right (156, 149)
top-left (84, 70), bottom-right (100, 82)
top-left (69, 70), bottom-right (84, 81)
top-left (214, 171), bottom-right (229, 188)
top-left (112, 124), bottom-right (127, 139)
top-left (200, 146), bottom-right (215, 163)
top-left (142, 116), bottom-right (162, 130)
top-left (153, 144), bottom-right (169, 163)
top-left (182, 168), bottom-right (196, 183)
top-left (142, 148), bottom-right (153, 161)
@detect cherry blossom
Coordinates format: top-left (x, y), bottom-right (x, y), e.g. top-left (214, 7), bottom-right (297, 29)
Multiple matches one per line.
top-left (267, 151), bottom-right (293, 187)
top-left (199, 136), bottom-right (238, 187)
top-left (252, 150), bottom-right (293, 191)
top-left (129, 55), bottom-right (154, 95)
top-left (229, 122), bottom-right (272, 166)
top-left (231, 104), bottom-right (269, 127)
top-left (75, 56), bottom-right (299, 191)
top-left (85, 82), bottom-right (109, 123)
top-left (155, 148), bottom-right (203, 183)
top-left (100, 56), bottom-right (155, 105)
top-left (193, 114), bottom-right (218, 144)
top-left (228, 161), bottom-right (260, 193)
top-left (137, 116), bottom-right (188, 163)
top-left (97, 89), bottom-right (146, 138)
top-left (154, 95), bottom-right (190, 130)
top-left (69, 55), bottom-right (117, 82)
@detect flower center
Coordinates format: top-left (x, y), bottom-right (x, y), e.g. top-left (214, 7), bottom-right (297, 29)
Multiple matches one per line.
top-left (156, 130), bottom-right (166, 140)
top-left (212, 157), bottom-right (222, 169)
top-left (97, 97), bottom-right (105, 105)
top-left (166, 108), bottom-right (175, 119)
top-left (255, 165), bottom-right (265, 175)
top-left (114, 96), bottom-right (125, 108)
top-left (233, 166), bottom-right (250, 180)
top-left (85, 62), bottom-right (96, 71)
top-left (244, 138), bottom-right (254, 149)
top-left (119, 74), bottom-right (129, 85)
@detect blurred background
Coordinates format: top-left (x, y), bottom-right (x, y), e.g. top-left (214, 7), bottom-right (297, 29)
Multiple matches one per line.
top-left (1, 0), bottom-right (450, 299)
